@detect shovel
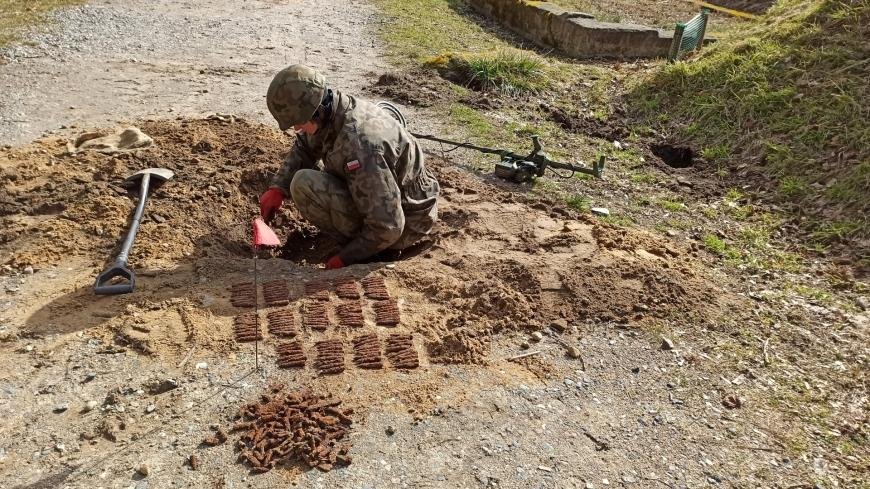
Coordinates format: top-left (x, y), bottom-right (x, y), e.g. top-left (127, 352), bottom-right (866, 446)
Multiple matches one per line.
top-left (94, 168), bottom-right (174, 295)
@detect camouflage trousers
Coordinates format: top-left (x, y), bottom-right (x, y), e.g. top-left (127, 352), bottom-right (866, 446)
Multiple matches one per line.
top-left (289, 169), bottom-right (436, 250)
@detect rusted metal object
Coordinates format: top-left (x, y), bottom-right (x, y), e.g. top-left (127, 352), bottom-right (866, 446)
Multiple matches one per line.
top-left (314, 339), bottom-right (345, 375)
top-left (229, 282), bottom-right (256, 308)
top-left (372, 300), bottom-right (400, 326)
top-left (266, 309), bottom-right (297, 337)
top-left (262, 280), bottom-right (290, 307)
top-left (303, 301), bottom-right (330, 331)
top-left (233, 312), bottom-right (262, 343)
top-left (336, 300), bottom-right (364, 328)
top-left (352, 333), bottom-right (383, 370)
top-left (276, 340), bottom-right (306, 369)
top-left (231, 387), bottom-right (353, 473)
top-left (361, 275), bottom-right (390, 300)
top-left (335, 278), bottom-right (361, 299)
top-left (304, 280), bottom-right (330, 301)
top-left (385, 333), bottom-right (419, 369)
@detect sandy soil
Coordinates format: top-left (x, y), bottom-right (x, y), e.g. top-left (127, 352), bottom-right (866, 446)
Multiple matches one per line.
top-left (0, 118), bottom-right (852, 489)
top-left (0, 1), bottom-right (866, 489)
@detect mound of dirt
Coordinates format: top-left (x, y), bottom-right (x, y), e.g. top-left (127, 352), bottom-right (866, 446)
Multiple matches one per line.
top-left (2, 116), bottom-right (741, 369)
top-left (368, 71), bottom-right (454, 108)
top-left (0, 117), bottom-right (317, 270)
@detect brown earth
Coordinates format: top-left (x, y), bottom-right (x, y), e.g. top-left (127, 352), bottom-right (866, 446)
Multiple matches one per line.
top-left (1, 118), bottom-right (865, 488)
top-left (0, 117), bottom-right (734, 364)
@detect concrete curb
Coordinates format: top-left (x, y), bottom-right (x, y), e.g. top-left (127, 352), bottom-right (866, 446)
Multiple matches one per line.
top-left (470, 0), bottom-right (676, 58)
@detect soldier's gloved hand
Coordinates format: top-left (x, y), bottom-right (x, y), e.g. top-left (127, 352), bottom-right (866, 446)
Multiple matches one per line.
top-left (259, 188), bottom-right (285, 221)
top-left (325, 255), bottom-right (345, 270)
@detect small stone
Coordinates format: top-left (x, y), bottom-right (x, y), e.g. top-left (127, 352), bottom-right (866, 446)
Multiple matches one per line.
top-left (25, 344), bottom-right (34, 352)
top-left (82, 400), bottom-right (98, 413)
top-left (385, 426), bottom-right (395, 436)
top-left (385, 263), bottom-right (396, 269)
top-left (623, 475), bottom-right (637, 483)
top-left (53, 403), bottom-right (69, 413)
top-left (591, 207), bottom-right (610, 217)
top-left (660, 337), bottom-right (675, 350)
top-left (566, 346), bottom-right (582, 359)
top-left (137, 464), bottom-right (149, 476)
top-left (856, 296), bottom-right (869, 311)
top-left (631, 366), bottom-right (640, 374)
top-left (194, 362), bottom-right (208, 370)
top-left (612, 141), bottom-right (623, 150)
top-left (520, 341), bottom-right (531, 350)
top-left (146, 404), bottom-right (156, 413)
top-left (530, 331), bottom-right (543, 342)
top-left (55, 443), bottom-right (65, 453)
top-left (549, 319), bottom-right (568, 333)
top-left (151, 214), bottom-right (166, 224)
top-left (147, 378), bottom-right (178, 395)
top-left (23, 266), bottom-right (34, 274)
top-left (666, 229), bottom-right (679, 237)
top-left (722, 393), bottom-right (742, 409)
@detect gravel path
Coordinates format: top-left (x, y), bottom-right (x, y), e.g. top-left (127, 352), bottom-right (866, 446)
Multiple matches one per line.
top-left (0, 0), bottom-right (389, 145)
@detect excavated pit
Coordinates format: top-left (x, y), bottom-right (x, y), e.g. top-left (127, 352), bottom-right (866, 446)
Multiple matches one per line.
top-left (651, 143), bottom-right (695, 169)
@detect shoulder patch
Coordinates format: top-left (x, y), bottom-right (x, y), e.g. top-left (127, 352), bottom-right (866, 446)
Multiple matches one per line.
top-left (345, 159), bottom-right (361, 171)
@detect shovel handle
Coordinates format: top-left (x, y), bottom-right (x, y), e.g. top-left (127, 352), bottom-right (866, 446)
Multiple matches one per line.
top-left (94, 262), bottom-right (135, 295)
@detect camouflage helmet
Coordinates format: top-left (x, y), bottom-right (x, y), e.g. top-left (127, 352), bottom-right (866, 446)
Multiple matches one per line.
top-left (266, 65), bottom-right (327, 130)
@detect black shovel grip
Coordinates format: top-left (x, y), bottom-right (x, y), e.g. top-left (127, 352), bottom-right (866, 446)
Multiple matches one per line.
top-left (94, 263), bottom-right (135, 295)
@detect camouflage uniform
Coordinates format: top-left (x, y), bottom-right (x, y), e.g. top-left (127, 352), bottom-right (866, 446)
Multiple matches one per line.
top-left (270, 91), bottom-right (439, 264)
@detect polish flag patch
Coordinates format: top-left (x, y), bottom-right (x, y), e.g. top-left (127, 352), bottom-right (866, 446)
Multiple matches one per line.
top-left (345, 160), bottom-right (361, 171)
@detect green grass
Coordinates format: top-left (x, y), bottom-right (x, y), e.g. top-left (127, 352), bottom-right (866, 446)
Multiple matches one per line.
top-left (566, 195), bottom-right (591, 212)
top-left (703, 234), bottom-right (741, 261)
top-left (448, 104), bottom-right (497, 142)
top-left (659, 199), bottom-right (686, 212)
top-left (629, 0), bottom-right (870, 250)
top-left (427, 50), bottom-right (551, 95)
top-left (0, 0), bottom-right (82, 47)
top-left (778, 175), bottom-right (809, 198)
top-left (371, 0), bottom-right (507, 62)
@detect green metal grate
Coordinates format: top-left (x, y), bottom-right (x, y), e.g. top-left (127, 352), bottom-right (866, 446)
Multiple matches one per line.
top-left (668, 8), bottom-right (710, 62)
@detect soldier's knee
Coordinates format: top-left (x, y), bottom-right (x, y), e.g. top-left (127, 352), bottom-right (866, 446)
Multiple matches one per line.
top-left (289, 169), bottom-right (320, 203)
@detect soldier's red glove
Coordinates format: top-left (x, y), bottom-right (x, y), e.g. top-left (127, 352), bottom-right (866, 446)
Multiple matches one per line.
top-left (259, 188), bottom-right (284, 220)
top-left (325, 255), bottom-right (345, 270)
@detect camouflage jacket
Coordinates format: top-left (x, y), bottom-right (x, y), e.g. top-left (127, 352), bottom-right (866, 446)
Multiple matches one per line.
top-left (270, 91), bottom-right (440, 263)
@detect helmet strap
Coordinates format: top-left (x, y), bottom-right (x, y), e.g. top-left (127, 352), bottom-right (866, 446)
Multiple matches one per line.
top-left (312, 88), bottom-right (334, 125)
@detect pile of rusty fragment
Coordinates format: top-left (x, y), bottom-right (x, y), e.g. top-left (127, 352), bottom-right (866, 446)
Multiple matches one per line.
top-left (232, 387), bottom-right (353, 473)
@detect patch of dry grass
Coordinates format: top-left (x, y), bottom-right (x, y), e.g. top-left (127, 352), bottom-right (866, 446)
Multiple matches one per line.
top-left (0, 0), bottom-right (83, 47)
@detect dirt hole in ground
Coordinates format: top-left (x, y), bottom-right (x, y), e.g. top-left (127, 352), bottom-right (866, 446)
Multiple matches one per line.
top-left (651, 143), bottom-right (695, 168)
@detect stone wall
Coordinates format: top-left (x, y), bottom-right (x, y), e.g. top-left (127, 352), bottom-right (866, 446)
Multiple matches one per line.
top-left (470, 0), bottom-right (676, 58)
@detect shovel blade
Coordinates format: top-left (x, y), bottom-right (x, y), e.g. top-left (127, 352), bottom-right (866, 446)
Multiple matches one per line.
top-left (252, 218), bottom-right (280, 247)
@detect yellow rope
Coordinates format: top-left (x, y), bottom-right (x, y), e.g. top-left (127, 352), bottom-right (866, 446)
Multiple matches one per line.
top-left (688, 0), bottom-right (761, 19)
